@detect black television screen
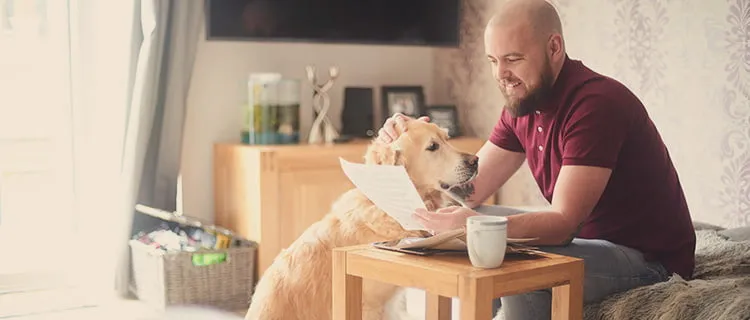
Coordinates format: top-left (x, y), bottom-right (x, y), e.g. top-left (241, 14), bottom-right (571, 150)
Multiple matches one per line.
top-left (206, 0), bottom-right (462, 47)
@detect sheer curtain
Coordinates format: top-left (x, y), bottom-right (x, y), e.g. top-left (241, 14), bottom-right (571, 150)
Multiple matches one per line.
top-left (0, 0), bottom-right (201, 307)
top-left (70, 0), bottom-right (203, 297)
top-left (68, 0), bottom-right (140, 295)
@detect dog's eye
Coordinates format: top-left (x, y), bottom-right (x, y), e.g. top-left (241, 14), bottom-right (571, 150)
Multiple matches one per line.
top-left (426, 142), bottom-right (440, 152)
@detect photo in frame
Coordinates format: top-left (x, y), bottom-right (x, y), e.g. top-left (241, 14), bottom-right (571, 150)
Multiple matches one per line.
top-left (380, 86), bottom-right (425, 120)
top-left (425, 105), bottom-right (461, 138)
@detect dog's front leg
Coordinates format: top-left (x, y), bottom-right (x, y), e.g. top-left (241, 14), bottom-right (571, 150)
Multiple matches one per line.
top-left (361, 279), bottom-right (405, 320)
top-left (383, 288), bottom-right (422, 320)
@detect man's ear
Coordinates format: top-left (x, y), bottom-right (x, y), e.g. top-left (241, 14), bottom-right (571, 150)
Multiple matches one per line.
top-left (364, 141), bottom-right (403, 165)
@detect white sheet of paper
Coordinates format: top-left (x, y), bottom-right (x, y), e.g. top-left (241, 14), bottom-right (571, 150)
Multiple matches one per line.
top-left (339, 157), bottom-right (426, 231)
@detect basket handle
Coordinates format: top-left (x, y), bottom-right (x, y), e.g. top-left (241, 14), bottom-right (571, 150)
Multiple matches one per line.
top-left (135, 204), bottom-right (210, 228)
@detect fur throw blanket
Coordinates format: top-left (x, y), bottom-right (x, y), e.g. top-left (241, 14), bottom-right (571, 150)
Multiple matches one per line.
top-left (584, 230), bottom-right (750, 320)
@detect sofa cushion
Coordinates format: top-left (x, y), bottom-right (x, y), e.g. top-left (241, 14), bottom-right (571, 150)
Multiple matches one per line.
top-left (692, 220), bottom-right (725, 231)
top-left (718, 226), bottom-right (750, 242)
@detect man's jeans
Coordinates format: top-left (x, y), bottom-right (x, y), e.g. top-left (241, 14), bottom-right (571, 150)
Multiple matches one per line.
top-left (474, 205), bottom-right (671, 320)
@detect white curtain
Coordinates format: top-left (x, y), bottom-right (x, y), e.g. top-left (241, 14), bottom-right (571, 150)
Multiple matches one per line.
top-left (68, 0), bottom-right (203, 297)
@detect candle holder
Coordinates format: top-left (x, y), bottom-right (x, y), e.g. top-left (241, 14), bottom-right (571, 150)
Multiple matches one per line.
top-left (306, 65), bottom-right (340, 144)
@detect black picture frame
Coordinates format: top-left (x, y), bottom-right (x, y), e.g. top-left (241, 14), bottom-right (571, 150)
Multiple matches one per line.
top-left (425, 105), bottom-right (461, 138)
top-left (380, 86), bottom-right (425, 120)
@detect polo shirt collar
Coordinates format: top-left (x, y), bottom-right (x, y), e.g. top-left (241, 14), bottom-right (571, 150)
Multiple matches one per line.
top-left (534, 54), bottom-right (574, 114)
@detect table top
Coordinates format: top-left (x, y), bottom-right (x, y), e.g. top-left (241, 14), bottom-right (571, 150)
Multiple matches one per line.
top-left (342, 244), bottom-right (579, 276)
top-left (337, 244), bottom-right (583, 297)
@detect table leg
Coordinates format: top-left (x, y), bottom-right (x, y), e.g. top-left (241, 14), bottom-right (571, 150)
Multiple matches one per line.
top-left (425, 293), bottom-right (451, 320)
top-left (551, 263), bottom-right (584, 320)
top-left (333, 249), bottom-right (362, 319)
top-left (458, 277), bottom-right (493, 319)
top-left (459, 296), bottom-right (493, 320)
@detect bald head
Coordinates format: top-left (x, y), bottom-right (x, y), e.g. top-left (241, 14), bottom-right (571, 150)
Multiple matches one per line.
top-left (487, 0), bottom-right (563, 43)
top-left (483, 0), bottom-right (566, 118)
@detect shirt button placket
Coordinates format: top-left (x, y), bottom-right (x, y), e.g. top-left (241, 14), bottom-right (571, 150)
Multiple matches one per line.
top-left (535, 110), bottom-right (544, 152)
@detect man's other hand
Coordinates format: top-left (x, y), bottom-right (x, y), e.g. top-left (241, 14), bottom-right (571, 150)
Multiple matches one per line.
top-left (376, 113), bottom-right (430, 144)
top-left (412, 206), bottom-right (479, 234)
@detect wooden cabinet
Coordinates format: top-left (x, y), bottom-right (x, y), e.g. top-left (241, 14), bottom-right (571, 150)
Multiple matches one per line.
top-left (213, 137), bottom-right (494, 278)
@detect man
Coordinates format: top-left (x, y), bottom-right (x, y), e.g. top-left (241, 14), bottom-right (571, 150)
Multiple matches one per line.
top-left (375, 0), bottom-right (696, 318)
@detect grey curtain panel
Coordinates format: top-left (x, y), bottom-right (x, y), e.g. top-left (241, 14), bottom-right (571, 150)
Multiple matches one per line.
top-left (116, 0), bottom-right (202, 296)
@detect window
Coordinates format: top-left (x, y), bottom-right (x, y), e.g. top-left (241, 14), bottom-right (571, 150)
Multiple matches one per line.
top-left (0, 0), bottom-right (76, 282)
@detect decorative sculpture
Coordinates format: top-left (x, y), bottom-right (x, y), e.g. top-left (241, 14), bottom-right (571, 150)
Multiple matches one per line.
top-left (305, 65), bottom-right (340, 144)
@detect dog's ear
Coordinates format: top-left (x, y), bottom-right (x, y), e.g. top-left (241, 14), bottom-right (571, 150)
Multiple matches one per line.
top-left (440, 127), bottom-right (450, 138)
top-left (364, 141), bottom-right (403, 165)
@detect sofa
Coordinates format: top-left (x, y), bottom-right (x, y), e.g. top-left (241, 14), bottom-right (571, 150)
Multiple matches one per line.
top-left (584, 222), bottom-right (750, 320)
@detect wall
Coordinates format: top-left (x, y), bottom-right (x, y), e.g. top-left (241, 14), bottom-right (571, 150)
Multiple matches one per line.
top-left (181, 0), bottom-right (750, 228)
top-left (433, 0), bottom-right (750, 228)
top-left (180, 26), bottom-right (438, 222)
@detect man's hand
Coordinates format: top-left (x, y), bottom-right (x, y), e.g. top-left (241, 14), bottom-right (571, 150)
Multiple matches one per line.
top-left (377, 113), bottom-right (430, 144)
top-left (412, 206), bottom-right (479, 234)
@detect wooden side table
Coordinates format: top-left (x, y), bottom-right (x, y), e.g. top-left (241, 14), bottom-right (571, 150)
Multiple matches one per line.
top-left (332, 245), bottom-right (584, 320)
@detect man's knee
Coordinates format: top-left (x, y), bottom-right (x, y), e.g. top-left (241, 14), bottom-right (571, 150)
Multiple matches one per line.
top-left (534, 238), bottom-right (626, 268)
top-left (532, 238), bottom-right (668, 303)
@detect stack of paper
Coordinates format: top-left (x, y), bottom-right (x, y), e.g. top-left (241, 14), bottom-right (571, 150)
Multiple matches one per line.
top-left (339, 158), bottom-right (541, 254)
top-left (339, 158), bottom-right (426, 231)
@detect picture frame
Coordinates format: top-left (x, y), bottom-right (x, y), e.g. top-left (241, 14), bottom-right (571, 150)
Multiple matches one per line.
top-left (381, 86), bottom-right (425, 120)
top-left (425, 105), bottom-right (461, 138)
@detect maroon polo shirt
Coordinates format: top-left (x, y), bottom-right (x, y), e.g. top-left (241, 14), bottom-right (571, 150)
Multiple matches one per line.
top-left (489, 56), bottom-right (696, 279)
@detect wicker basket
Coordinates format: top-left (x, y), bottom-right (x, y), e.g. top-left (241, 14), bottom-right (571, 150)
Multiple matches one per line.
top-left (129, 239), bottom-right (257, 312)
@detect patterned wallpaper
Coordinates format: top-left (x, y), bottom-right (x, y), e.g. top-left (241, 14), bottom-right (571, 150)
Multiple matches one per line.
top-left (433, 0), bottom-right (750, 228)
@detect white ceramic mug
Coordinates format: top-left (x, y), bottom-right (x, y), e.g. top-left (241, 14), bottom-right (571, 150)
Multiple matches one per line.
top-left (466, 215), bottom-right (508, 268)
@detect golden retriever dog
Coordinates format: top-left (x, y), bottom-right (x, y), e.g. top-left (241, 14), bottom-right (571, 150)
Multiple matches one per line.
top-left (244, 120), bottom-right (479, 320)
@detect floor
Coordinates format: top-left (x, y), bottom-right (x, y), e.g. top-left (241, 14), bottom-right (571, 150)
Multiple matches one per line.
top-left (1, 305), bottom-right (246, 320)
top-left (1, 288), bottom-right (503, 320)
top-left (0, 288), bottom-right (246, 320)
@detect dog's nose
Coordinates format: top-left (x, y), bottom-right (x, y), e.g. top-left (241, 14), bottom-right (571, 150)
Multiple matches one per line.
top-left (464, 155), bottom-right (478, 167)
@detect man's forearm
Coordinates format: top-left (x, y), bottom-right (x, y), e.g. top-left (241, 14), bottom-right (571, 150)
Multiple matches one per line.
top-left (505, 211), bottom-right (584, 246)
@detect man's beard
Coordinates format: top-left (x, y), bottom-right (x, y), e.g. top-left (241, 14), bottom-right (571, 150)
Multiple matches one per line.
top-left (502, 59), bottom-right (555, 118)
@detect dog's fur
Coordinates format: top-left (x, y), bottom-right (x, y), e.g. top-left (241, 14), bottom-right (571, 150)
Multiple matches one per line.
top-left (244, 121), bottom-right (479, 320)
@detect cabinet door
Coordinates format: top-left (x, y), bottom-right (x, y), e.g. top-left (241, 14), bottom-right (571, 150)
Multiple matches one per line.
top-left (278, 169), bottom-right (355, 248)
